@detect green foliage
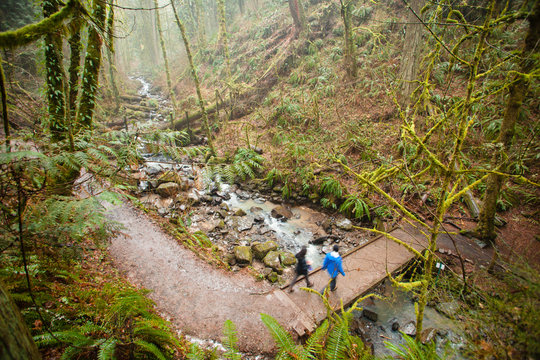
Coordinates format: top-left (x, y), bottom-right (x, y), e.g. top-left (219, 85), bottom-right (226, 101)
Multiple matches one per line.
top-left (265, 167), bottom-right (283, 187)
top-left (34, 289), bottom-right (181, 359)
top-left (384, 333), bottom-right (447, 360)
top-left (204, 147), bottom-right (264, 184)
top-left (222, 320), bottom-right (241, 360)
top-left (339, 194), bottom-right (371, 220)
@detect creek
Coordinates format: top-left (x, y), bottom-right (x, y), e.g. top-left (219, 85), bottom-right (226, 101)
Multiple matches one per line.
top-left (129, 77), bottom-right (466, 359)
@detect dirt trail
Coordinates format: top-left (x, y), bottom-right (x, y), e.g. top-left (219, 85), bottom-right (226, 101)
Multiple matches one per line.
top-left (106, 201), bottom-right (299, 354)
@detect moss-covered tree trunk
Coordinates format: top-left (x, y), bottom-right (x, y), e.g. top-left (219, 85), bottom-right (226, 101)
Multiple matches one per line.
top-left (475, 1), bottom-right (539, 241)
top-left (340, 0), bottom-right (356, 78)
top-left (171, 0), bottom-right (215, 155)
top-left (0, 54), bottom-right (10, 152)
top-left (399, 0), bottom-right (423, 107)
top-left (154, 0), bottom-right (177, 115)
top-left (43, 0), bottom-right (67, 141)
top-left (77, 0), bottom-right (106, 129)
top-left (67, 17), bottom-right (82, 121)
top-left (195, 0), bottom-right (206, 47)
top-left (0, 281), bottom-right (41, 360)
top-left (105, 2), bottom-right (120, 114)
top-left (217, 0), bottom-right (231, 79)
top-left (288, 0), bottom-right (306, 36)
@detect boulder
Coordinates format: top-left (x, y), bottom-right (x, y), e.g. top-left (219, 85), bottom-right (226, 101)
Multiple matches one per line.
top-left (267, 271), bottom-right (279, 283)
top-left (252, 241), bottom-right (278, 260)
top-left (220, 203), bottom-right (230, 211)
top-left (234, 208), bottom-right (247, 216)
top-left (236, 217), bottom-right (254, 232)
top-left (217, 191), bottom-right (231, 200)
top-left (388, 317), bottom-right (400, 331)
top-left (224, 253), bottom-right (236, 266)
top-left (280, 251), bottom-right (297, 267)
top-left (234, 246), bottom-right (252, 266)
top-left (262, 267), bottom-right (273, 277)
top-left (436, 301), bottom-right (459, 318)
top-left (187, 191), bottom-right (200, 205)
top-left (145, 164), bottom-right (163, 176)
top-left (402, 321), bottom-right (416, 336)
top-left (254, 214), bottom-right (265, 223)
top-left (420, 328), bottom-right (437, 344)
top-left (271, 205), bottom-right (293, 220)
top-left (321, 218), bottom-right (333, 233)
top-left (362, 308), bottom-right (378, 322)
top-left (263, 251), bottom-right (283, 273)
top-left (336, 218), bottom-right (353, 231)
top-left (250, 206), bottom-right (263, 213)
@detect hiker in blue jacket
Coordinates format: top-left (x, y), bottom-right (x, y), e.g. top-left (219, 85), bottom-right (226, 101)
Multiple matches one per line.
top-left (321, 244), bottom-right (345, 292)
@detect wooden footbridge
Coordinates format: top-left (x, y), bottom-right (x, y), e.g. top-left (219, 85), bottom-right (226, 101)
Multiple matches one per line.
top-left (272, 225), bottom-right (428, 336)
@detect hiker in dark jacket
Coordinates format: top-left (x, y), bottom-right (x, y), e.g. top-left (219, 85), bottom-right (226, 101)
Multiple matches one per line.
top-left (321, 244), bottom-right (345, 292)
top-left (288, 246), bottom-right (313, 292)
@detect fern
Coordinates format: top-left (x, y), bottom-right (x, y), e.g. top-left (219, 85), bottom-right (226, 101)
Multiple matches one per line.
top-left (384, 333), bottom-right (446, 360)
top-left (325, 321), bottom-right (350, 360)
top-left (302, 319), bottom-right (329, 358)
top-left (266, 167), bottom-right (283, 187)
top-left (186, 343), bottom-right (205, 360)
top-left (98, 338), bottom-right (117, 360)
top-left (134, 339), bottom-right (168, 360)
top-left (339, 194), bottom-right (371, 220)
top-left (222, 320), bottom-right (241, 360)
top-left (319, 176), bottom-right (343, 198)
top-left (260, 313), bottom-right (298, 358)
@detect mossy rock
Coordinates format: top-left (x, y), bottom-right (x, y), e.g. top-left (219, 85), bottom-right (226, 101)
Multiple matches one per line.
top-left (252, 241), bottom-right (278, 260)
top-left (263, 251), bottom-right (283, 274)
top-left (280, 251), bottom-right (297, 267)
top-left (267, 271), bottom-right (279, 283)
top-left (234, 246), bottom-right (252, 266)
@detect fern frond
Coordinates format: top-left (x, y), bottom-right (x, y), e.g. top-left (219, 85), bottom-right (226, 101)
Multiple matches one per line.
top-left (325, 321), bottom-right (350, 360)
top-left (260, 313), bottom-right (298, 358)
top-left (302, 319), bottom-right (329, 358)
top-left (98, 338), bottom-right (117, 360)
top-left (134, 339), bottom-right (168, 360)
top-left (186, 343), bottom-right (205, 360)
top-left (222, 320), bottom-right (241, 360)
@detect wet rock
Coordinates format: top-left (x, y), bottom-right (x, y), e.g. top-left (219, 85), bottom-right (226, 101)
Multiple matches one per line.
top-left (254, 214), bottom-right (265, 223)
top-left (402, 321), bottom-right (416, 336)
top-left (236, 190), bottom-right (251, 200)
top-left (234, 246), bottom-right (252, 266)
top-left (212, 196), bottom-right (222, 205)
top-left (187, 191), bottom-right (200, 205)
top-left (362, 308), bottom-right (378, 322)
top-left (267, 271), bottom-right (279, 283)
top-left (224, 253), bottom-right (236, 266)
top-left (310, 235), bottom-right (340, 245)
top-left (271, 205), bottom-right (293, 220)
top-left (213, 220), bottom-right (226, 231)
top-left (436, 300), bottom-right (459, 318)
top-left (280, 251), bottom-right (297, 266)
top-left (262, 267), bottom-right (273, 277)
top-left (272, 185), bottom-right (282, 193)
top-left (200, 194), bottom-right (213, 203)
top-left (388, 317), bottom-right (400, 331)
top-left (217, 191), bottom-right (231, 200)
top-left (236, 217), bottom-right (254, 232)
top-left (234, 208), bottom-right (247, 216)
top-left (258, 226), bottom-right (273, 235)
top-left (156, 182), bottom-right (180, 197)
top-left (420, 327), bottom-right (437, 344)
top-left (254, 197), bottom-right (266, 204)
top-left (336, 218), bottom-right (353, 231)
top-left (208, 182), bottom-right (219, 195)
top-left (321, 245), bottom-right (332, 254)
top-left (149, 180), bottom-right (159, 189)
top-left (220, 203), bottom-right (230, 211)
top-left (271, 196), bottom-right (282, 202)
top-left (217, 210), bottom-right (228, 219)
top-left (263, 251), bottom-right (283, 273)
top-left (145, 164), bottom-right (163, 176)
top-left (250, 206), bottom-right (263, 213)
top-left (252, 241), bottom-right (278, 260)
top-left (158, 207), bottom-right (169, 216)
top-left (321, 218), bottom-right (333, 233)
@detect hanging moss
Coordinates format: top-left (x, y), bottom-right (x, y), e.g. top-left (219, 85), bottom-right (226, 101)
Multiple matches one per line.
top-left (77, 0), bottom-right (106, 129)
top-left (0, 0), bottom-right (80, 49)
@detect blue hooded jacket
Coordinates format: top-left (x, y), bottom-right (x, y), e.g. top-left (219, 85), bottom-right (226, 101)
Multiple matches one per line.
top-left (321, 251), bottom-right (345, 278)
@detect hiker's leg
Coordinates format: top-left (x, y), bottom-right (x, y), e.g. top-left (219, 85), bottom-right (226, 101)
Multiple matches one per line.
top-left (304, 272), bottom-right (312, 287)
top-left (288, 272), bottom-right (299, 292)
top-left (330, 277), bottom-right (337, 291)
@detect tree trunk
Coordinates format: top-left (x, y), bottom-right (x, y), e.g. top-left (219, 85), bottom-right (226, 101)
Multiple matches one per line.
top-left (106, 2), bottom-right (120, 114)
top-left (340, 0), bottom-right (356, 78)
top-left (171, 0), bottom-right (215, 155)
top-left (288, 0), bottom-right (306, 36)
top-left (154, 0), bottom-right (177, 116)
top-left (217, 0), bottom-right (231, 79)
top-left (0, 54), bottom-right (10, 152)
top-left (77, 0), bottom-right (106, 129)
top-left (475, 0), bottom-right (539, 241)
top-left (67, 17), bottom-right (82, 121)
top-left (0, 281), bottom-right (41, 360)
top-left (399, 0), bottom-right (423, 108)
top-left (43, 0), bottom-right (67, 141)
top-left (195, 0), bottom-right (206, 47)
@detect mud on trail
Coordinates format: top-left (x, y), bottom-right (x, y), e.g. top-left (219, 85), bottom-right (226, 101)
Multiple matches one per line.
top-left (106, 200), bottom-right (298, 355)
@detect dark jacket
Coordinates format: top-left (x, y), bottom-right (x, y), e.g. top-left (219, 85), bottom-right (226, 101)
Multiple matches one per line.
top-left (295, 252), bottom-right (309, 275)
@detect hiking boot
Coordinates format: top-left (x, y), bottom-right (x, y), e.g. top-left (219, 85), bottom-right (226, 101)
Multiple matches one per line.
top-left (331, 286), bottom-right (338, 292)
top-left (307, 282), bottom-right (313, 287)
